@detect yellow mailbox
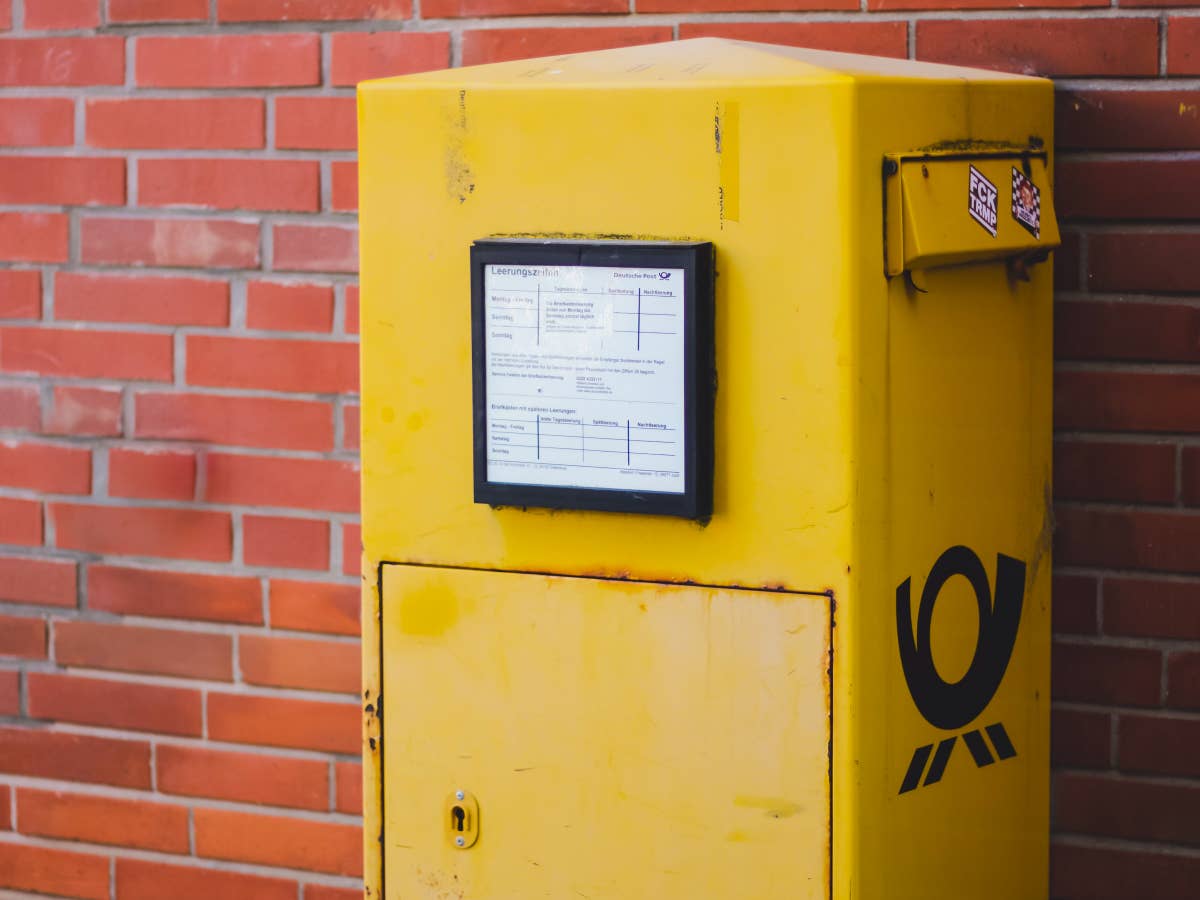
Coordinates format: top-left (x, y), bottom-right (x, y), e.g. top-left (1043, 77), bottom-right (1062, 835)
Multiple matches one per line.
top-left (358, 39), bottom-right (1057, 900)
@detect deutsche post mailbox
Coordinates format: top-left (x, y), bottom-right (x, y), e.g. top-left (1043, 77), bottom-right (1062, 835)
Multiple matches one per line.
top-left (358, 38), bottom-right (1057, 899)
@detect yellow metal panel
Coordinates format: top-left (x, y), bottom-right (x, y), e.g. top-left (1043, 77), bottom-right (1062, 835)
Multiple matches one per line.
top-left (381, 564), bottom-right (831, 900)
top-left (357, 64), bottom-right (859, 594)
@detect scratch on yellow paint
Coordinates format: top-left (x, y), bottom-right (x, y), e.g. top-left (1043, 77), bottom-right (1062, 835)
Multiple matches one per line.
top-left (735, 796), bottom-right (803, 818)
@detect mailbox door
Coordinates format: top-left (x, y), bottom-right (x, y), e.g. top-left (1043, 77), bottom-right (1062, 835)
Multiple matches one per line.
top-left (380, 564), bottom-right (831, 900)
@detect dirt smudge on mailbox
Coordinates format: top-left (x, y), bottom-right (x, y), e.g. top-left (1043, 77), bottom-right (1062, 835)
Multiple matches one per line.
top-left (734, 795), bottom-right (803, 818)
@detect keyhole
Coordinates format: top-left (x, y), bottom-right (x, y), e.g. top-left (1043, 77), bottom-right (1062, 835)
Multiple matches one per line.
top-left (451, 805), bottom-right (465, 832)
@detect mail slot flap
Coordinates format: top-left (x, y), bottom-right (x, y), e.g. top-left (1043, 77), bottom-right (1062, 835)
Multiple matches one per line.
top-left (884, 153), bottom-right (1060, 276)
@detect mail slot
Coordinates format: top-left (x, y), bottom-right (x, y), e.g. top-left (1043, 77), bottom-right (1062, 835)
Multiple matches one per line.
top-left (358, 38), bottom-right (1055, 899)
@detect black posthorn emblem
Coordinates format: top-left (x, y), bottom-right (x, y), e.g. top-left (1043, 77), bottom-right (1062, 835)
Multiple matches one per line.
top-left (896, 545), bottom-right (1025, 794)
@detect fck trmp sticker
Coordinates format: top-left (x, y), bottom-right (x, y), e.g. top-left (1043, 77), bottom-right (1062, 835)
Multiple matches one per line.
top-left (968, 165), bottom-right (998, 237)
top-left (1011, 167), bottom-right (1041, 239)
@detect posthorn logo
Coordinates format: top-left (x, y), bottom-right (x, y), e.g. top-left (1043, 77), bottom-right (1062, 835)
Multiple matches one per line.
top-left (895, 545), bottom-right (1025, 794)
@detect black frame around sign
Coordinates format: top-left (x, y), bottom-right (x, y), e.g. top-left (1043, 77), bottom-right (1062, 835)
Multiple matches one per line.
top-left (471, 239), bottom-right (714, 520)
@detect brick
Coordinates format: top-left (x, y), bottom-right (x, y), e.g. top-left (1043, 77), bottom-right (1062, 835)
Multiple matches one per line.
top-left (1053, 439), bottom-right (1175, 504)
top-left (1051, 573), bottom-right (1097, 636)
top-left (208, 692), bottom-right (359, 753)
top-left (88, 97), bottom-right (264, 150)
top-left (220, 0), bottom-right (409, 19)
top-left (186, 335), bottom-right (357, 394)
top-left (330, 31), bottom-right (450, 84)
top-left (157, 743), bottom-right (329, 810)
top-left (138, 34), bottom-right (320, 87)
top-left (1088, 233), bottom-right (1200, 294)
top-left (1051, 708), bottom-right (1110, 769)
top-left (52, 503), bottom-right (231, 561)
top-left (140, 158), bottom-right (320, 213)
top-left (0, 269), bottom-right (41, 318)
top-left (56, 620), bottom-right (232, 680)
top-left (343, 403), bottom-right (360, 451)
top-left (1119, 714), bottom-right (1200, 777)
top-left (1056, 507), bottom-right (1200, 575)
top-left (0, 384), bottom-right (40, 430)
top-left (0, 440), bottom-right (90, 494)
top-left (0, 555), bottom-right (76, 607)
top-left (1054, 232), bottom-right (1079, 292)
top-left (26, 0), bottom-right (100, 28)
top-left (56, 272), bottom-right (229, 326)
top-left (307, 888), bottom-right (361, 900)
top-left (1055, 371), bottom-right (1200, 433)
top-left (205, 453), bottom-right (359, 512)
top-left (1052, 641), bottom-right (1162, 707)
top-left (1058, 160), bottom-right (1200, 221)
top-left (108, 447), bottom-right (195, 500)
top-left (273, 223), bottom-right (359, 274)
top-left (0, 842), bottom-right (108, 900)
top-left (0, 97), bottom-right (73, 146)
top-left (0, 613), bottom-right (45, 658)
top-left (0, 154), bottom-right (122, 206)
top-left (331, 161), bottom-right (357, 212)
top-left (240, 634), bottom-right (358, 693)
top-left (0, 212), bottom-right (68, 263)
top-left (89, 564), bottom-right (261, 624)
top-left (46, 385), bottom-right (122, 437)
top-left (680, 21), bottom-right (907, 57)
top-left (244, 514), bottom-right (330, 570)
top-left (82, 215), bottom-right (260, 269)
top-left (1169, 17), bottom-right (1200, 74)
top-left (0, 784), bottom-right (9, 827)
top-left (275, 96), bottom-right (355, 151)
top-left (335, 760), bottom-right (362, 814)
top-left (0, 0), bottom-right (8, 29)
top-left (195, 807), bottom-right (362, 876)
top-left (915, 18), bottom-right (1159, 77)
top-left (1105, 577), bottom-right (1200, 641)
top-left (0, 497), bottom-right (42, 546)
top-left (1056, 300), bottom-right (1200, 364)
top-left (110, 0), bottom-right (208, 20)
top-left (342, 521), bottom-right (360, 575)
top-left (344, 284), bottom-right (359, 335)
top-left (247, 280), bottom-right (334, 333)
top-left (427, 0), bottom-right (620, 14)
top-left (1166, 652), bottom-right (1200, 710)
top-left (0, 327), bottom-right (172, 381)
top-left (0, 725), bottom-right (150, 786)
top-left (1184, 448), bottom-right (1200, 505)
top-left (270, 578), bottom-right (359, 635)
top-left (0, 672), bottom-right (15, 715)
top-left (463, 27), bottom-right (674, 66)
top-left (1052, 842), bottom-right (1200, 900)
top-left (136, 392), bottom-right (335, 451)
top-left (17, 788), bottom-right (189, 853)
top-left (116, 859), bottom-right (298, 900)
top-left (0, 36), bottom-right (124, 86)
top-left (1056, 774), bottom-right (1200, 847)
top-left (29, 672), bottom-right (202, 736)
top-left (1056, 90), bottom-right (1200, 150)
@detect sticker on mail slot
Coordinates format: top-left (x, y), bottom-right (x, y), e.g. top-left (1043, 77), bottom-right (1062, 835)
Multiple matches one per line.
top-left (968, 165), bottom-right (998, 237)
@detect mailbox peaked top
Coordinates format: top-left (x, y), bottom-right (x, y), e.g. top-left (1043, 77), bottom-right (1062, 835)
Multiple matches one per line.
top-left (360, 37), bottom-right (1043, 90)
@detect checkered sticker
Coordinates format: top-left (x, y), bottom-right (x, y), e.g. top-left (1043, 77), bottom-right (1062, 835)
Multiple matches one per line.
top-left (1011, 167), bottom-right (1041, 239)
top-left (968, 165), bottom-right (998, 237)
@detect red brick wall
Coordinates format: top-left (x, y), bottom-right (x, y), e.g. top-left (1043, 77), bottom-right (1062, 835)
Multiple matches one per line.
top-left (0, 2), bottom-right (1195, 898)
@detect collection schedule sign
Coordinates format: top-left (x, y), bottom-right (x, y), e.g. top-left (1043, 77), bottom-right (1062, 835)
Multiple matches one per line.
top-left (471, 241), bottom-right (713, 518)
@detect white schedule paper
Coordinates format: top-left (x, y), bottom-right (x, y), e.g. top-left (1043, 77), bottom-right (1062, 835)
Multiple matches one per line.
top-left (484, 263), bottom-right (686, 494)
